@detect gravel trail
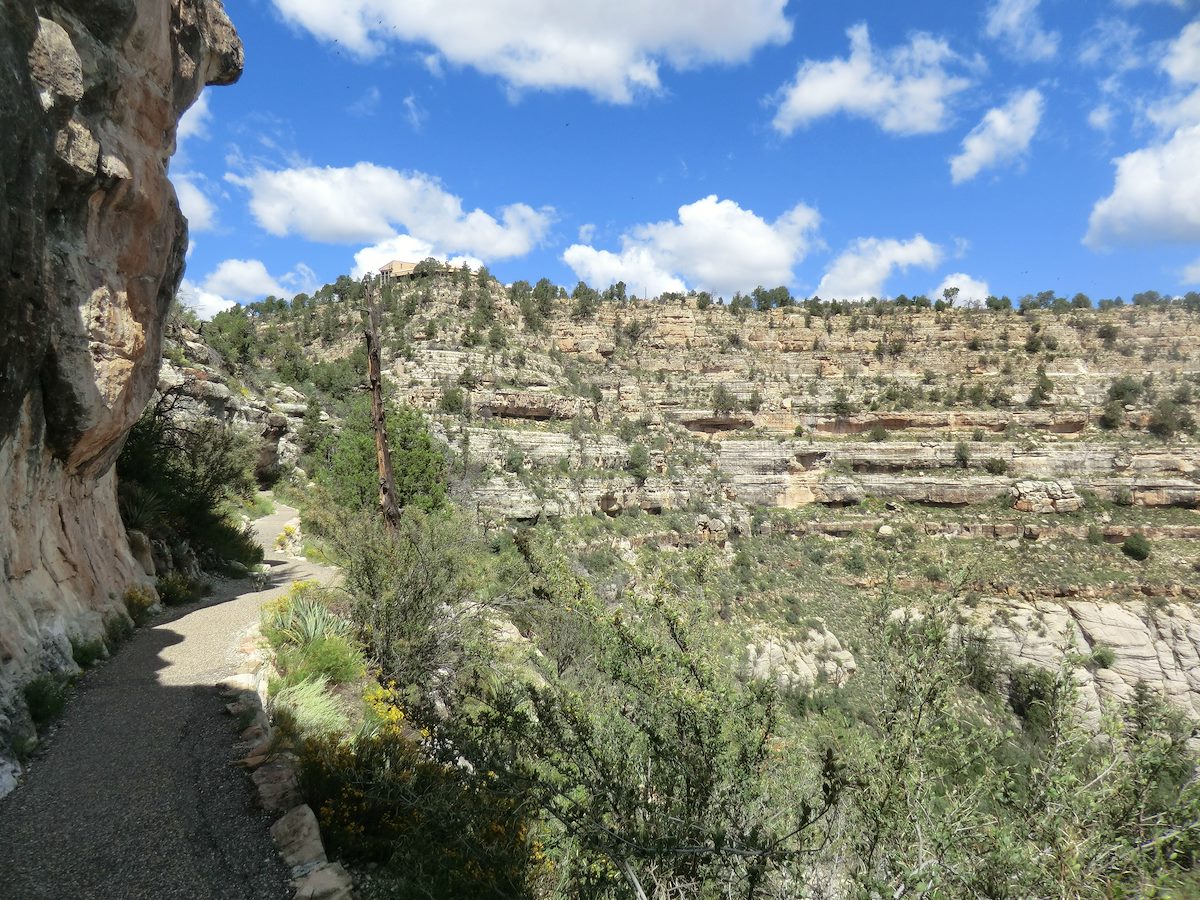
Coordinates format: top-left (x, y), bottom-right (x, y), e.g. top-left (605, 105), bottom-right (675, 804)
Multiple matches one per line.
top-left (0, 502), bottom-right (330, 899)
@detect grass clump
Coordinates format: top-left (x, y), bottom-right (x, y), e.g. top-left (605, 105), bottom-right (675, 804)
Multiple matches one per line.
top-left (24, 674), bottom-right (72, 726)
top-left (272, 677), bottom-right (349, 738)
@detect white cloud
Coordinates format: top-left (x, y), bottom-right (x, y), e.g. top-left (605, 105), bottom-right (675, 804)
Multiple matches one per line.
top-left (402, 94), bottom-right (427, 131)
top-left (1184, 257), bottom-right (1200, 285)
top-left (203, 259), bottom-right (287, 302)
top-left (563, 245), bottom-right (686, 298)
top-left (178, 278), bottom-right (236, 320)
top-left (1164, 22), bottom-right (1200, 85)
top-left (950, 88), bottom-right (1044, 184)
top-left (985, 0), bottom-right (1060, 62)
top-left (348, 86), bottom-right (382, 117)
top-left (934, 272), bottom-right (991, 306)
top-left (351, 234), bottom-right (481, 278)
top-left (1147, 21), bottom-right (1200, 131)
top-left (1085, 124), bottom-right (1200, 247)
top-left (772, 24), bottom-right (973, 136)
top-left (182, 259), bottom-right (319, 318)
top-left (174, 175), bottom-right (217, 232)
top-left (1088, 104), bottom-right (1115, 131)
top-left (269, 0), bottom-right (791, 103)
top-left (817, 235), bottom-right (942, 299)
top-left (1078, 18), bottom-right (1143, 74)
top-left (562, 195), bottom-right (821, 298)
top-left (178, 91), bottom-right (211, 144)
top-left (227, 162), bottom-right (553, 260)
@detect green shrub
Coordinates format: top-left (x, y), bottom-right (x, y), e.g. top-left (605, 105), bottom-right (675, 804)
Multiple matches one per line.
top-left (1122, 532), bottom-right (1151, 561)
top-left (272, 677), bottom-right (348, 738)
top-left (24, 674), bottom-right (71, 725)
top-left (983, 457), bottom-right (1009, 475)
top-left (954, 441), bottom-right (971, 468)
top-left (297, 721), bottom-right (538, 896)
top-left (1088, 644), bottom-right (1117, 670)
top-left (123, 585), bottom-right (157, 627)
top-left (503, 448), bottom-right (524, 473)
top-left (1087, 525), bottom-right (1105, 545)
top-left (71, 638), bottom-right (107, 669)
top-left (867, 425), bottom-right (889, 442)
top-left (843, 548), bottom-right (867, 574)
top-left (156, 572), bottom-right (209, 606)
top-left (1008, 664), bottom-right (1057, 729)
top-left (440, 386), bottom-right (466, 415)
top-left (117, 393), bottom-right (260, 567)
top-left (104, 614), bottom-right (134, 649)
top-left (1113, 485), bottom-right (1135, 506)
top-left (626, 442), bottom-right (650, 480)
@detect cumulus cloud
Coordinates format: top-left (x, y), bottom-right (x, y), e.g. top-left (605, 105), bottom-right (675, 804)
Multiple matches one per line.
top-left (227, 162), bottom-right (553, 261)
top-left (772, 24), bottom-right (973, 136)
top-left (178, 91), bottom-right (211, 144)
top-left (1147, 21), bottom-right (1200, 131)
top-left (984, 0), bottom-right (1060, 62)
top-left (562, 195), bottom-right (821, 298)
top-left (203, 259), bottom-right (288, 301)
top-left (1184, 257), bottom-right (1200, 285)
top-left (180, 259), bottom-right (319, 319)
top-left (934, 272), bottom-right (991, 306)
top-left (178, 278), bottom-right (237, 320)
top-left (351, 234), bottom-right (481, 278)
top-left (1088, 104), bottom-right (1115, 132)
top-left (950, 88), bottom-right (1044, 184)
top-left (174, 175), bottom-right (217, 232)
top-left (269, 0), bottom-right (791, 103)
top-left (817, 235), bottom-right (942, 300)
top-left (1086, 124), bottom-right (1200, 247)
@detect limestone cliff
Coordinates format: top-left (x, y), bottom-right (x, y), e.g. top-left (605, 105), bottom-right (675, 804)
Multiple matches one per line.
top-left (0, 0), bottom-right (242, 792)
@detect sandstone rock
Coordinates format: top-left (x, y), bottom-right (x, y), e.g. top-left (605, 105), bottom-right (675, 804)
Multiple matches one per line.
top-left (253, 760), bottom-right (302, 812)
top-left (745, 627), bottom-right (857, 691)
top-left (293, 862), bottom-right (353, 900)
top-left (270, 804), bottom-right (327, 873)
top-left (1011, 480), bottom-right (1084, 513)
top-left (126, 529), bottom-right (156, 576)
top-left (0, 0), bottom-right (243, 791)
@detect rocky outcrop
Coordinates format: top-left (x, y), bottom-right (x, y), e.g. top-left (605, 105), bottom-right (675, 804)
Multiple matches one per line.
top-left (0, 0), bottom-right (242, 788)
top-left (1010, 480), bottom-right (1084, 513)
top-left (745, 626), bottom-right (857, 692)
top-left (984, 599), bottom-right (1200, 726)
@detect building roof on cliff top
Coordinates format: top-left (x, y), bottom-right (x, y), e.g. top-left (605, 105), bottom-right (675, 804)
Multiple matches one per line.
top-left (379, 260), bottom-right (418, 274)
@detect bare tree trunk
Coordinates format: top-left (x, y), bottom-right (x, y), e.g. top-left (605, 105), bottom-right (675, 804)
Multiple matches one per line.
top-left (363, 277), bottom-right (402, 532)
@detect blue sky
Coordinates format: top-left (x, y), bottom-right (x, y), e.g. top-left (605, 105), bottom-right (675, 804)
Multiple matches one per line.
top-left (175, 0), bottom-right (1200, 317)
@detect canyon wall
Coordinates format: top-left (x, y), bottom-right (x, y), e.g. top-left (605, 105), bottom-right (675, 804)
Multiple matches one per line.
top-left (0, 0), bottom-right (242, 792)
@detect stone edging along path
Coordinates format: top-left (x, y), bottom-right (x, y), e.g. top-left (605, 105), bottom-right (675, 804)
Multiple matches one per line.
top-left (218, 631), bottom-right (352, 900)
top-left (218, 506), bottom-right (354, 900)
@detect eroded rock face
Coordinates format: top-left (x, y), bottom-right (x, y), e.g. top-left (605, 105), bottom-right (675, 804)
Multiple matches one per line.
top-left (0, 0), bottom-right (242, 788)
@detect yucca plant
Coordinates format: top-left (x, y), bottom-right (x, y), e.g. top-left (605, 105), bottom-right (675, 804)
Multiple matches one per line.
top-left (117, 482), bottom-right (167, 534)
top-left (267, 587), bottom-right (353, 649)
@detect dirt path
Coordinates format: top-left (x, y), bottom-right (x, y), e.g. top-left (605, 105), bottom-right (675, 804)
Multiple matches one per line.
top-left (0, 501), bottom-right (331, 899)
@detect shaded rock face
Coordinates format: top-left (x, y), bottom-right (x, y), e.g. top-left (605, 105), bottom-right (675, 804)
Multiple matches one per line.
top-left (0, 0), bottom-right (242, 780)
